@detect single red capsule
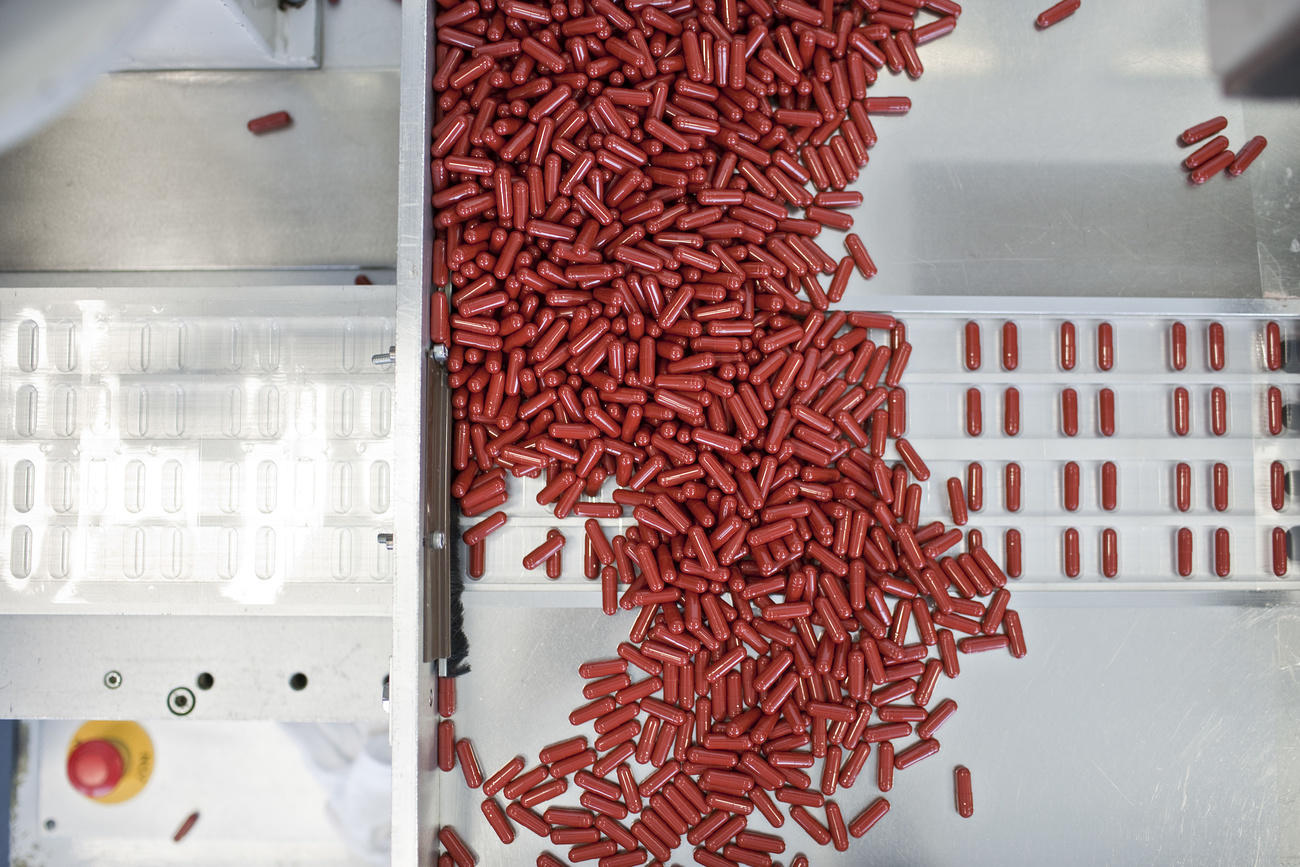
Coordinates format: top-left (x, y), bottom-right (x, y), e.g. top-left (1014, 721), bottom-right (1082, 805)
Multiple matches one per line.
top-left (1172, 387), bottom-right (1190, 436)
top-left (1180, 115), bottom-right (1227, 146)
top-left (248, 110), bottom-right (292, 134)
top-left (1003, 387), bottom-right (1021, 436)
top-left (964, 321), bottom-right (981, 370)
top-left (1035, 0), bottom-right (1080, 29)
top-left (1004, 529), bottom-right (1022, 578)
top-left (1265, 321), bottom-right (1283, 370)
top-left (966, 387), bottom-right (983, 436)
top-left (1063, 462), bottom-right (1080, 512)
top-left (1170, 321), bottom-right (1187, 371)
top-left (954, 766), bottom-right (973, 818)
top-left (1098, 388), bottom-right (1115, 436)
top-left (1101, 528), bottom-right (1118, 578)
top-left (1061, 388), bottom-right (1078, 436)
top-left (1212, 462), bottom-right (1229, 512)
top-left (1271, 461), bottom-right (1287, 511)
top-left (1101, 461), bottom-right (1118, 511)
top-left (1228, 136), bottom-right (1267, 176)
top-left (1210, 386), bottom-right (1228, 436)
top-left (1208, 322), bottom-right (1226, 371)
top-left (1273, 527), bottom-right (1289, 577)
top-left (1176, 528), bottom-right (1193, 577)
top-left (1214, 528), bottom-right (1231, 577)
top-left (1268, 386), bottom-right (1283, 436)
top-left (1059, 322), bottom-right (1076, 371)
top-left (1002, 321), bottom-right (1019, 370)
top-left (1096, 322), bottom-right (1114, 370)
top-left (1063, 528), bottom-right (1080, 578)
top-left (1005, 462), bottom-right (1022, 512)
top-left (966, 462), bottom-right (983, 512)
top-left (1174, 462), bottom-right (1192, 513)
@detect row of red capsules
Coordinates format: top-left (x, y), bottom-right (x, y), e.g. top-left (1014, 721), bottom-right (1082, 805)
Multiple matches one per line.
top-left (428, 0), bottom-right (1027, 861)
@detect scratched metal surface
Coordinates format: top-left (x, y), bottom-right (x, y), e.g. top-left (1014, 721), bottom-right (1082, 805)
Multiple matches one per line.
top-left (439, 598), bottom-right (1300, 866)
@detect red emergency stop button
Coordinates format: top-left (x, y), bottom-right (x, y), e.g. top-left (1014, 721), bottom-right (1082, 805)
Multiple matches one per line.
top-left (67, 739), bottom-right (125, 798)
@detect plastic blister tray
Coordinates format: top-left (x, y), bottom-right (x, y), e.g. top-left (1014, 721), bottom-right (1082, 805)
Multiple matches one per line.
top-left (0, 286), bottom-right (397, 616)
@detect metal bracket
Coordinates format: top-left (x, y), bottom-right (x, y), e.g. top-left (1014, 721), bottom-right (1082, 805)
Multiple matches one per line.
top-left (422, 352), bottom-right (451, 663)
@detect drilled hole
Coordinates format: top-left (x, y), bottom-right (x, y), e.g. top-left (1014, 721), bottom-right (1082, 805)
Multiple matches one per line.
top-left (289, 672), bottom-right (308, 691)
top-left (196, 672), bottom-right (214, 690)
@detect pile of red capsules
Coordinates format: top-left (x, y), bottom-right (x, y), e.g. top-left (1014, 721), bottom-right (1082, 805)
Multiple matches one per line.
top-left (434, 0), bottom-right (1028, 863)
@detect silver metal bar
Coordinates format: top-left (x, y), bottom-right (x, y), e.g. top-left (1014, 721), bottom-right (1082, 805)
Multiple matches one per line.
top-left (392, 0), bottom-right (438, 862)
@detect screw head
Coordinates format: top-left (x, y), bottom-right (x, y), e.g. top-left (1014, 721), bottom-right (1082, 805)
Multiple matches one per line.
top-left (103, 671), bottom-right (122, 689)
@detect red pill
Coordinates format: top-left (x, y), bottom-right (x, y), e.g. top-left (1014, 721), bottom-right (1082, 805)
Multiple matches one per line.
top-left (1174, 462), bottom-right (1192, 512)
top-left (1212, 462), bottom-right (1229, 512)
top-left (481, 797), bottom-right (515, 844)
top-left (1177, 528), bottom-right (1194, 577)
top-left (1266, 321), bottom-right (1283, 370)
top-left (1210, 386), bottom-right (1228, 436)
top-left (1097, 322), bottom-right (1114, 370)
top-left (954, 766), bottom-right (973, 818)
top-left (1101, 461), bottom-right (1117, 511)
top-left (1063, 461), bottom-right (1080, 511)
top-left (964, 321), bottom-right (981, 370)
top-left (1268, 386), bottom-right (1283, 435)
top-left (1005, 462), bottom-right (1022, 512)
top-left (947, 477), bottom-right (968, 526)
top-left (1228, 136), bottom-right (1267, 176)
top-left (1002, 321), bottom-right (1019, 370)
top-left (1101, 528), bottom-right (1118, 578)
top-left (524, 532), bottom-right (566, 570)
top-left (1170, 321), bottom-right (1187, 371)
top-left (966, 462), bottom-right (983, 512)
top-left (438, 827), bottom-right (476, 867)
top-left (483, 756), bottom-right (525, 796)
top-left (1059, 322), bottom-right (1076, 371)
top-left (457, 739), bottom-right (483, 788)
top-left (876, 742), bottom-right (894, 791)
top-left (247, 110), bottom-right (293, 134)
top-left (895, 438), bottom-right (930, 481)
top-left (893, 738), bottom-right (939, 769)
top-left (1181, 116), bottom-right (1227, 146)
top-left (1004, 529), bottom-right (1022, 578)
top-left (1191, 149), bottom-right (1235, 184)
top-left (1003, 387), bottom-right (1021, 436)
top-left (1183, 135), bottom-right (1229, 171)
top-left (1063, 528), bottom-right (1080, 578)
top-left (1035, 0), bottom-right (1080, 29)
top-left (438, 719), bottom-right (456, 771)
top-left (1272, 461), bottom-right (1287, 511)
top-left (438, 676), bottom-right (457, 718)
top-left (966, 388), bottom-right (983, 436)
top-left (1273, 527), bottom-right (1289, 577)
top-left (1098, 388), bottom-right (1115, 436)
top-left (1214, 528), bottom-right (1231, 577)
top-left (1172, 387), bottom-right (1190, 436)
top-left (1061, 388), bottom-right (1078, 437)
top-left (1004, 609), bottom-right (1027, 657)
top-left (848, 797), bottom-right (890, 837)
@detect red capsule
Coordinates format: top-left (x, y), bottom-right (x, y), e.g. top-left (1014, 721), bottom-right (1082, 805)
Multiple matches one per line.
top-left (1059, 321), bottom-right (1076, 371)
top-left (1003, 387), bottom-right (1021, 436)
top-left (954, 766), bottom-right (973, 818)
top-left (1004, 529), bottom-right (1022, 578)
top-left (849, 797), bottom-right (890, 838)
top-left (1035, 0), bottom-right (1080, 28)
top-left (876, 742), bottom-right (894, 792)
top-left (456, 739), bottom-right (483, 788)
top-left (1170, 321), bottom-right (1187, 371)
top-left (1212, 462), bottom-right (1229, 512)
top-left (1268, 386), bottom-right (1283, 436)
top-left (438, 676), bottom-right (456, 718)
top-left (1175, 462), bottom-right (1191, 513)
top-left (438, 719), bottom-right (456, 772)
top-left (1172, 387), bottom-right (1190, 436)
top-left (1063, 527), bottom-right (1080, 578)
top-left (1063, 461), bottom-right (1080, 512)
top-left (947, 477), bottom-right (968, 526)
top-left (1002, 321), bottom-right (1019, 370)
top-left (1096, 322), bottom-right (1114, 371)
top-left (1181, 115), bottom-right (1227, 146)
top-left (966, 387), bottom-right (983, 437)
top-left (895, 438), bottom-right (930, 481)
top-left (1214, 528), bottom-right (1231, 577)
top-left (1101, 461), bottom-right (1117, 511)
top-left (1061, 388), bottom-right (1078, 437)
top-left (1176, 527), bottom-right (1193, 577)
top-left (1005, 462), bottom-right (1022, 512)
top-left (1208, 323), bottom-right (1225, 372)
top-left (964, 321), bottom-right (981, 370)
top-left (1228, 136), bottom-right (1267, 176)
top-left (1266, 321), bottom-right (1283, 370)
top-left (1210, 386), bottom-right (1228, 436)
top-left (1273, 527), bottom-right (1289, 577)
top-left (438, 827), bottom-right (476, 867)
top-left (1098, 388), bottom-right (1115, 436)
top-left (1190, 149), bottom-right (1236, 185)
top-left (1272, 461), bottom-right (1287, 511)
top-left (1183, 135), bottom-right (1229, 171)
top-left (1101, 528), bottom-right (1118, 578)
top-left (247, 110), bottom-right (292, 134)
top-left (893, 738), bottom-right (939, 769)
top-left (481, 797), bottom-right (515, 844)
top-left (966, 462), bottom-right (983, 512)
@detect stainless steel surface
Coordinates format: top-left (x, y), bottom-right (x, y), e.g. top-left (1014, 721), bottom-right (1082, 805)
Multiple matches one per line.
top-left (391, 0), bottom-right (437, 862)
top-left (848, 1), bottom-right (1293, 299)
top-left (0, 615), bottom-right (388, 722)
top-left (0, 69), bottom-right (398, 271)
top-left (422, 355), bottom-right (451, 663)
top-left (441, 597), bottom-right (1300, 865)
top-left (114, 0), bottom-right (323, 70)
